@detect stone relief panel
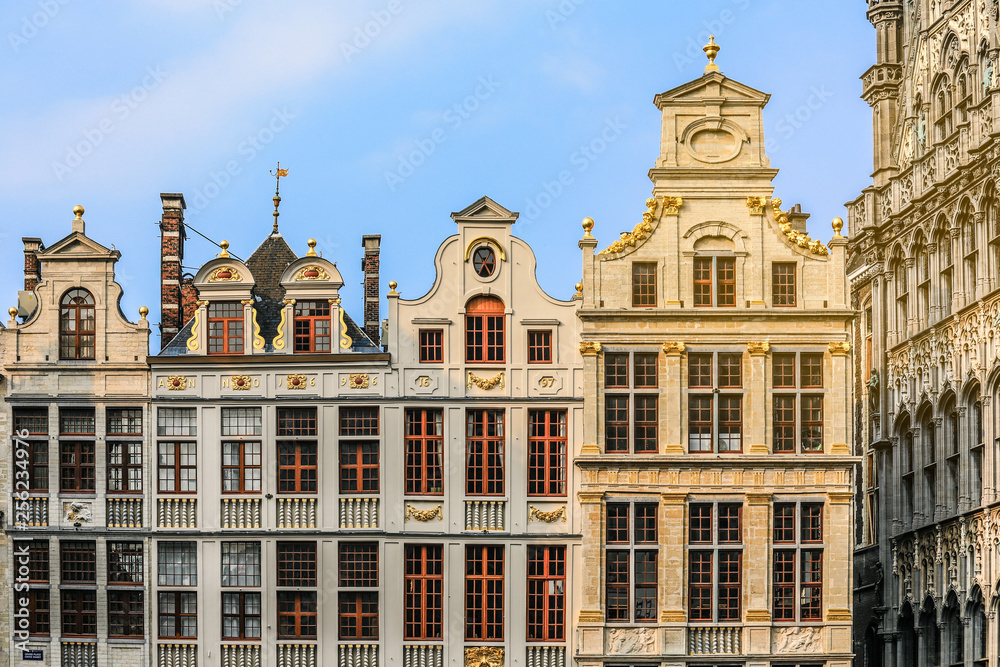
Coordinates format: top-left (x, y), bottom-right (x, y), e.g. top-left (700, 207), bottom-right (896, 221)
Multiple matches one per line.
top-left (772, 626), bottom-right (823, 653)
top-left (607, 628), bottom-right (656, 654)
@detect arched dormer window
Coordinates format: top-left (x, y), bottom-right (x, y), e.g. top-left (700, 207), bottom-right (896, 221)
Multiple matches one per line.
top-left (465, 296), bottom-right (505, 364)
top-left (933, 76), bottom-right (954, 141)
top-left (937, 228), bottom-right (954, 318)
top-left (60, 288), bottom-right (95, 360)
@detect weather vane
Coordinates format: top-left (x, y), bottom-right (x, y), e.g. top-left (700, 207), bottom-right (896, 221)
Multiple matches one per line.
top-left (270, 162), bottom-right (289, 232)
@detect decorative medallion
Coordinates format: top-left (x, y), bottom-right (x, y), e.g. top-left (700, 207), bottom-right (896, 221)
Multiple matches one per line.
top-left (579, 342), bottom-right (603, 356)
top-left (209, 266), bottom-right (242, 282)
top-left (295, 265), bottom-right (330, 280)
top-left (286, 374), bottom-right (307, 389)
top-left (467, 371), bottom-right (504, 390)
top-left (661, 195), bottom-right (683, 215)
top-left (465, 647), bottom-right (504, 667)
top-left (230, 375), bottom-right (251, 390)
top-left (662, 342), bottom-right (686, 354)
top-left (746, 196), bottom-right (767, 215)
top-left (166, 376), bottom-right (187, 390)
top-left (405, 504), bottom-right (443, 522)
top-left (528, 506), bottom-right (567, 523)
top-left (747, 341), bottom-right (770, 353)
top-left (349, 373), bottom-right (370, 389)
top-left (828, 341), bottom-right (851, 354)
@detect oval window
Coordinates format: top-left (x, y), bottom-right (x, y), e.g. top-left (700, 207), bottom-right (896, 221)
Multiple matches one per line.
top-left (472, 247), bottom-right (496, 277)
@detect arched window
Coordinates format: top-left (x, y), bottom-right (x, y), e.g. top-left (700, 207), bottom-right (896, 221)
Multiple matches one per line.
top-left (59, 288), bottom-right (95, 360)
top-left (915, 239), bottom-right (930, 330)
top-left (970, 387), bottom-right (984, 508)
top-left (934, 76), bottom-right (954, 141)
top-left (956, 61), bottom-right (972, 124)
top-left (970, 590), bottom-right (987, 665)
top-left (900, 415), bottom-right (914, 530)
top-left (962, 203), bottom-right (978, 302)
top-left (899, 604), bottom-right (916, 666)
top-left (893, 256), bottom-right (908, 339)
top-left (985, 185), bottom-right (1000, 289)
top-left (922, 414), bottom-right (938, 521)
top-left (465, 296), bottom-right (505, 363)
top-left (921, 600), bottom-right (941, 665)
top-left (945, 594), bottom-right (964, 667)
top-left (937, 228), bottom-right (954, 318)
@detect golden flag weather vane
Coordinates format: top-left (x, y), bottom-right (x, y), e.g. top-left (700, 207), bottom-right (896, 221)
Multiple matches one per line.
top-left (270, 162), bottom-right (289, 232)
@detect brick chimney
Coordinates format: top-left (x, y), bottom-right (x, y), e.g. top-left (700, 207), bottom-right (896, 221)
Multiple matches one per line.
top-left (181, 275), bottom-right (198, 325)
top-left (22, 237), bottom-right (44, 291)
top-left (361, 235), bottom-right (381, 345)
top-left (159, 193), bottom-right (187, 349)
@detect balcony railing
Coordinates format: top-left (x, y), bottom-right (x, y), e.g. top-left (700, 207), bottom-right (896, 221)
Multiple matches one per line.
top-left (340, 497), bottom-right (379, 529)
top-left (688, 625), bottom-right (742, 655)
top-left (221, 497), bottom-right (261, 529)
top-left (465, 500), bottom-right (506, 531)
top-left (158, 498), bottom-right (197, 528)
top-left (277, 497), bottom-right (317, 529)
top-left (107, 497), bottom-right (142, 528)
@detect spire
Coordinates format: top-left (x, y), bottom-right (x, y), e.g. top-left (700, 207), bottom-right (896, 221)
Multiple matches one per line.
top-left (703, 35), bottom-right (720, 74)
top-left (269, 162), bottom-right (289, 233)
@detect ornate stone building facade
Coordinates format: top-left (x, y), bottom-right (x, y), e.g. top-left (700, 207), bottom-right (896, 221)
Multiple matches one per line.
top-left (850, 2), bottom-right (1000, 666)
top-left (0, 208), bottom-right (152, 667)
top-left (573, 49), bottom-right (856, 667)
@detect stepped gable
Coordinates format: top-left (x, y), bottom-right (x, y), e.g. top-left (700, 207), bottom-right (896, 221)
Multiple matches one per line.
top-left (245, 231), bottom-right (297, 345)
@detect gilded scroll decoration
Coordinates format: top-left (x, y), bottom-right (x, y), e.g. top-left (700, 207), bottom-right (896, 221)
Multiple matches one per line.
top-left (599, 197), bottom-right (661, 255)
top-left (286, 374), bottom-right (307, 389)
top-left (166, 376), bottom-right (187, 390)
top-left (772, 197), bottom-right (828, 255)
top-left (208, 266), bottom-right (242, 282)
top-left (230, 375), bottom-right (251, 390)
top-left (465, 647), bottom-right (504, 667)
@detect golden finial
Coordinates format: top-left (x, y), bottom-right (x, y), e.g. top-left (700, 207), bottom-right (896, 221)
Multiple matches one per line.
top-left (218, 240), bottom-right (230, 258)
top-left (73, 205), bottom-right (85, 219)
top-left (703, 35), bottom-right (720, 74)
top-left (832, 217), bottom-right (845, 237)
top-left (306, 238), bottom-right (318, 257)
top-left (574, 282), bottom-right (583, 294)
top-left (139, 306), bottom-right (149, 320)
top-left (582, 217), bottom-right (594, 238)
top-left (8, 307), bottom-right (18, 320)
top-left (388, 280), bottom-right (399, 296)
top-left (270, 162), bottom-right (288, 233)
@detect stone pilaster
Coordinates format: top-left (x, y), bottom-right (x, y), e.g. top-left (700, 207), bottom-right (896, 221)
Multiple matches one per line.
top-left (747, 342), bottom-right (769, 453)
top-left (662, 343), bottom-right (685, 454)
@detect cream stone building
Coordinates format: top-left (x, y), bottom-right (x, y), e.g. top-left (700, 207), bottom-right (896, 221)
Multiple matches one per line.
top-left (848, 2), bottom-right (1000, 666)
top-left (0, 207), bottom-right (152, 667)
top-left (573, 45), bottom-right (856, 667)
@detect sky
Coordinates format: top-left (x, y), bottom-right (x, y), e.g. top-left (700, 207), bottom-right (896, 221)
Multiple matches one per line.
top-left (0, 1), bottom-right (874, 349)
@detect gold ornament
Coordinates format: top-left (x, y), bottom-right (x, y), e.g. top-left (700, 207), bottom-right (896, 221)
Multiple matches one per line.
top-left (528, 506), bottom-right (567, 523)
top-left (747, 341), bottom-right (770, 353)
top-left (286, 374), bottom-right (308, 389)
top-left (661, 195), bottom-right (683, 215)
top-left (579, 342), bottom-right (603, 356)
top-left (828, 341), bottom-right (851, 354)
top-left (405, 504), bottom-right (443, 521)
top-left (166, 376), bottom-right (187, 390)
top-left (746, 196), bottom-right (767, 215)
top-left (771, 197), bottom-right (828, 255)
top-left (209, 265), bottom-right (242, 282)
top-left (230, 375), bottom-right (251, 390)
top-left (295, 265), bottom-right (330, 280)
top-left (599, 198), bottom-right (661, 255)
top-left (349, 373), bottom-right (370, 389)
top-left (662, 342), bottom-right (686, 354)
top-left (465, 647), bottom-right (504, 667)
top-left (467, 371), bottom-right (504, 390)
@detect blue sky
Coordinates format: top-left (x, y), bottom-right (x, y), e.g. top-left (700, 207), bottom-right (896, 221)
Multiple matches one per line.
top-left (0, 1), bottom-right (873, 347)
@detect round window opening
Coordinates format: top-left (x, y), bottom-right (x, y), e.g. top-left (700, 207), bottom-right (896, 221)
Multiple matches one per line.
top-left (473, 246), bottom-right (496, 277)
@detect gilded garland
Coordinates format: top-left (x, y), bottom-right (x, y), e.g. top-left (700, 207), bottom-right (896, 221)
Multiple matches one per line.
top-left (405, 504), bottom-right (443, 522)
top-left (528, 506), bottom-right (567, 523)
top-left (467, 371), bottom-right (505, 390)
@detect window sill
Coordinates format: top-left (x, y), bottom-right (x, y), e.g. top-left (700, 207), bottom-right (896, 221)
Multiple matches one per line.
top-left (57, 493), bottom-right (97, 499)
top-left (107, 637), bottom-right (146, 644)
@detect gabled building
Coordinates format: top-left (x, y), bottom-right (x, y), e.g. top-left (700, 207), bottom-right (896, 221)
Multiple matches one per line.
top-left (573, 43), bottom-right (857, 667)
top-left (0, 206), bottom-right (152, 667)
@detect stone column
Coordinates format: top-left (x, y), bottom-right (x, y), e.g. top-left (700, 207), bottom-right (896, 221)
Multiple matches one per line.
top-left (660, 492), bottom-right (687, 655)
top-left (662, 343), bottom-right (685, 454)
top-left (743, 492), bottom-right (772, 655)
top-left (576, 491), bottom-right (605, 656)
top-left (580, 343), bottom-right (602, 455)
top-left (747, 343), bottom-right (769, 453)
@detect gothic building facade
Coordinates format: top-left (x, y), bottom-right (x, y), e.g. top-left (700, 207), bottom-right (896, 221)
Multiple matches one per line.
top-left (849, 1), bottom-right (1000, 666)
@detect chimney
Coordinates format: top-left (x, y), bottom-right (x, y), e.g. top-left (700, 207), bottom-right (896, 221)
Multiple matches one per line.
top-left (181, 275), bottom-right (198, 325)
top-left (22, 237), bottom-right (44, 291)
top-left (787, 203), bottom-right (810, 234)
top-left (159, 193), bottom-right (187, 349)
top-left (361, 235), bottom-right (381, 345)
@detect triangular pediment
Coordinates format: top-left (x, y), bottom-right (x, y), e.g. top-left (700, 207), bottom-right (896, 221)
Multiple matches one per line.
top-left (40, 231), bottom-right (115, 257)
top-left (654, 72), bottom-right (769, 107)
top-left (451, 196), bottom-right (519, 224)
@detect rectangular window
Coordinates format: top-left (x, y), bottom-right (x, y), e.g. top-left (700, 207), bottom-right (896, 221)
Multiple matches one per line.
top-left (404, 544), bottom-right (443, 640)
top-left (158, 442), bottom-right (197, 493)
top-left (222, 592), bottom-right (261, 639)
top-left (61, 590), bottom-right (97, 637)
top-left (108, 542), bottom-right (143, 585)
top-left (340, 406), bottom-right (379, 493)
top-left (277, 407), bottom-right (317, 436)
top-left (208, 301), bottom-right (244, 354)
top-left (772, 352), bottom-right (826, 453)
top-left (107, 442), bottom-right (142, 493)
top-left (466, 545), bottom-right (504, 641)
top-left (773, 502), bottom-right (825, 622)
top-left (687, 503), bottom-right (743, 622)
top-left (60, 441), bottom-right (95, 492)
top-left (772, 263), bottom-right (797, 306)
top-left (14, 407), bottom-right (48, 434)
top-left (157, 542), bottom-right (197, 586)
top-left (419, 329), bottom-right (444, 363)
top-left (278, 407), bottom-right (318, 493)
top-left (405, 409), bottom-right (444, 495)
top-left (157, 408), bottom-right (197, 436)
top-left (528, 410), bottom-right (567, 496)
top-left (15, 540), bottom-right (49, 583)
top-left (17, 439), bottom-right (48, 492)
top-left (604, 351), bottom-right (659, 454)
top-left (340, 406), bottom-right (379, 436)
top-left (221, 542), bottom-right (261, 587)
top-left (108, 590), bottom-right (144, 637)
top-left (527, 545), bottom-right (565, 642)
top-left (277, 542), bottom-right (317, 587)
top-left (222, 441), bottom-right (262, 493)
top-left (60, 408), bottom-right (95, 435)
top-left (107, 408), bottom-right (142, 435)
top-left (694, 257), bottom-right (736, 307)
top-left (466, 301), bottom-right (505, 363)
top-left (27, 590), bottom-right (50, 636)
top-left (293, 300), bottom-right (331, 353)
top-left (632, 262), bottom-right (657, 307)
top-left (61, 541), bottom-right (96, 583)
top-left (158, 591), bottom-right (197, 639)
top-left (466, 409), bottom-right (505, 495)
top-left (528, 330), bottom-right (553, 363)
top-left (278, 591), bottom-right (317, 639)
top-left (687, 352), bottom-right (743, 453)
top-left (606, 502), bottom-right (658, 623)
top-left (221, 407), bottom-right (262, 436)
top-left (339, 543), bottom-right (379, 640)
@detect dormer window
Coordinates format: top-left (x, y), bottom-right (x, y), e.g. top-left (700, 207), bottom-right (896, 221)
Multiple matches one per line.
top-left (694, 257), bottom-right (736, 307)
top-left (60, 288), bottom-right (95, 360)
top-left (466, 296), bottom-right (505, 363)
top-left (208, 302), bottom-right (244, 355)
top-left (294, 301), bottom-right (331, 353)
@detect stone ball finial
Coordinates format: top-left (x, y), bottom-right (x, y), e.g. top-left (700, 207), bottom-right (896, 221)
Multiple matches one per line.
top-left (218, 240), bottom-right (230, 258)
top-left (8, 306), bottom-right (18, 320)
top-left (389, 281), bottom-right (398, 291)
top-left (306, 238), bottom-right (318, 257)
top-left (139, 306), bottom-right (149, 319)
top-left (73, 205), bottom-right (85, 219)
top-left (582, 217), bottom-right (594, 237)
top-left (574, 282), bottom-right (583, 293)
top-left (832, 217), bottom-right (844, 237)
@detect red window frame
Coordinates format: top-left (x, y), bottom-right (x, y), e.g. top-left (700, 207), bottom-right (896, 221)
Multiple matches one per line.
top-left (419, 329), bottom-right (443, 363)
top-left (278, 592), bottom-right (317, 639)
top-left (466, 296), bottom-right (505, 363)
top-left (158, 591), bottom-right (197, 639)
top-left (687, 503), bottom-right (743, 622)
top-left (527, 545), bottom-right (565, 642)
top-left (466, 409), bottom-right (505, 495)
top-left (339, 441), bottom-right (380, 493)
top-left (527, 330), bottom-right (552, 363)
top-left (606, 503), bottom-right (658, 623)
top-left (293, 300), bottom-right (331, 353)
top-left (405, 409), bottom-right (444, 495)
top-left (632, 262), bottom-right (657, 307)
top-left (277, 441), bottom-right (317, 493)
top-left (208, 301), bottom-right (244, 355)
top-left (59, 288), bottom-right (95, 360)
top-left (693, 257), bottom-right (736, 307)
top-left (404, 544), bottom-right (443, 640)
top-left (61, 541), bottom-right (96, 584)
top-left (528, 410), bottom-right (567, 496)
top-left (693, 258), bottom-right (713, 307)
top-left (339, 592), bottom-right (379, 639)
top-left (107, 542), bottom-right (143, 585)
top-left (772, 503), bottom-right (824, 622)
top-left (277, 542), bottom-right (317, 586)
top-left (465, 545), bottom-right (504, 641)
top-left (60, 441), bottom-right (95, 492)
top-left (14, 407), bottom-right (48, 435)
top-left (17, 439), bottom-right (48, 492)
